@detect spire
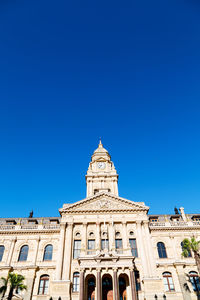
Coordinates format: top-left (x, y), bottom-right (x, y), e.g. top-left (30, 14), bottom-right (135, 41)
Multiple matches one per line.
top-left (98, 138), bottom-right (103, 148)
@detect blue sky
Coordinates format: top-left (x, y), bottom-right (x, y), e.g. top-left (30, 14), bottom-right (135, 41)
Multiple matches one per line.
top-left (0, 0), bottom-right (200, 218)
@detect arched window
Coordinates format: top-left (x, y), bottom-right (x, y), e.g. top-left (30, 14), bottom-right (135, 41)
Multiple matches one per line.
top-left (18, 245), bottom-right (29, 261)
top-left (189, 271), bottom-right (200, 292)
top-left (38, 275), bottom-right (49, 295)
top-left (181, 242), bottom-right (192, 257)
top-left (0, 246), bottom-right (5, 262)
top-left (73, 272), bottom-right (80, 292)
top-left (43, 244), bottom-right (53, 261)
top-left (163, 272), bottom-right (175, 292)
top-left (157, 242), bottom-right (167, 258)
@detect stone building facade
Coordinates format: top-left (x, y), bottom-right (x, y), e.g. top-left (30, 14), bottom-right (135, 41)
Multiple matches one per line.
top-left (0, 142), bottom-right (200, 300)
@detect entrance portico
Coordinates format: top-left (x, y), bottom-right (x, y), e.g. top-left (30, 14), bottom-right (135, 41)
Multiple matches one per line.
top-left (78, 252), bottom-right (137, 300)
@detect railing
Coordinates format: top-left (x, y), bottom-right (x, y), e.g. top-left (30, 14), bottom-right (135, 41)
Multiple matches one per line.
top-left (0, 225), bottom-right (15, 230)
top-left (150, 221), bottom-right (200, 227)
top-left (43, 224), bottom-right (60, 229)
top-left (169, 221), bottom-right (188, 226)
top-left (0, 224), bottom-right (60, 231)
top-left (20, 225), bottom-right (38, 230)
top-left (149, 222), bottom-right (166, 227)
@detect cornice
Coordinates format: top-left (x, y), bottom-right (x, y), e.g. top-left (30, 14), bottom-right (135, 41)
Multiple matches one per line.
top-left (150, 226), bottom-right (200, 232)
top-left (0, 229), bottom-right (60, 235)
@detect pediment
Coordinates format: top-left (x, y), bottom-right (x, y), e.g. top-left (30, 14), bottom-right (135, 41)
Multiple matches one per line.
top-left (60, 192), bottom-right (149, 214)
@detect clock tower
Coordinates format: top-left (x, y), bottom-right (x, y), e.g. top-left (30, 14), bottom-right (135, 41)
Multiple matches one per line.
top-left (86, 140), bottom-right (119, 197)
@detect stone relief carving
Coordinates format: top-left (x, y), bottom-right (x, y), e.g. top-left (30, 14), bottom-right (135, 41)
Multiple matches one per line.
top-left (68, 197), bottom-right (144, 212)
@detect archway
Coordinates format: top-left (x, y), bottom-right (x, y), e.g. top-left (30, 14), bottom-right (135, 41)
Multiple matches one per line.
top-left (119, 274), bottom-right (129, 300)
top-left (102, 275), bottom-right (113, 300)
top-left (86, 275), bottom-right (96, 300)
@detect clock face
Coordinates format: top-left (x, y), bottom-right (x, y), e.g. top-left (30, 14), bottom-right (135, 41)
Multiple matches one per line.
top-left (98, 162), bottom-right (105, 169)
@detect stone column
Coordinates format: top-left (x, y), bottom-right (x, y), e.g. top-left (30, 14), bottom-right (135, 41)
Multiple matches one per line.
top-left (129, 269), bottom-right (137, 300)
top-left (96, 222), bottom-right (101, 252)
top-left (6, 237), bottom-right (16, 266)
top-left (79, 270), bottom-right (85, 300)
top-left (24, 269), bottom-right (37, 300)
top-left (169, 234), bottom-right (178, 260)
top-left (55, 223), bottom-right (66, 280)
top-left (142, 221), bottom-right (156, 276)
top-left (97, 269), bottom-right (101, 300)
top-left (33, 236), bottom-right (40, 265)
top-left (109, 221), bottom-right (115, 252)
top-left (175, 264), bottom-right (192, 300)
top-left (81, 222), bottom-right (87, 256)
top-left (122, 221), bottom-right (129, 254)
top-left (113, 269), bottom-right (119, 300)
top-left (135, 221), bottom-right (148, 277)
top-left (62, 222), bottom-right (73, 280)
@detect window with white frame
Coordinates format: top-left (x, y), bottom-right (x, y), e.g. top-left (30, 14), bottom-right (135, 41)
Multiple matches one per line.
top-left (162, 272), bottom-right (175, 292)
top-left (73, 240), bottom-right (81, 259)
top-left (73, 272), bottom-right (80, 292)
top-left (38, 275), bottom-right (49, 295)
top-left (129, 239), bottom-right (138, 257)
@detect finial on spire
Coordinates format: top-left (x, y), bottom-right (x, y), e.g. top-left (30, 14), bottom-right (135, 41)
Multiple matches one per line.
top-left (99, 137), bottom-right (103, 147)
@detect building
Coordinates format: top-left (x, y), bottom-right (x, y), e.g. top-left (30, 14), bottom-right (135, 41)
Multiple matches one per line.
top-left (0, 141), bottom-right (200, 300)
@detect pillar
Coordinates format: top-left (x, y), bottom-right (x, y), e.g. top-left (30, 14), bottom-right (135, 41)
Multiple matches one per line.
top-left (33, 236), bottom-right (40, 265)
top-left (135, 221), bottom-right (148, 277)
top-left (129, 269), bottom-right (137, 300)
top-left (142, 220), bottom-right (156, 276)
top-left (109, 221), bottom-right (115, 252)
top-left (169, 234), bottom-right (178, 260)
top-left (96, 222), bottom-right (101, 252)
top-left (6, 237), bottom-right (16, 266)
top-left (97, 269), bottom-right (101, 300)
top-left (113, 269), bottom-right (119, 300)
top-left (122, 221), bottom-right (129, 254)
top-left (81, 222), bottom-right (87, 256)
top-left (55, 223), bottom-right (66, 280)
top-left (62, 222), bottom-right (73, 280)
top-left (79, 270), bottom-right (85, 300)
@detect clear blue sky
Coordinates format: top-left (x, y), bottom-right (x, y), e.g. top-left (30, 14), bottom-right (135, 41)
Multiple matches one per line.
top-left (0, 0), bottom-right (200, 218)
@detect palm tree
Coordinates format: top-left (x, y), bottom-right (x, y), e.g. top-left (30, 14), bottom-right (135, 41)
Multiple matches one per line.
top-left (0, 276), bottom-right (8, 300)
top-left (0, 272), bottom-right (27, 300)
top-left (182, 237), bottom-right (200, 275)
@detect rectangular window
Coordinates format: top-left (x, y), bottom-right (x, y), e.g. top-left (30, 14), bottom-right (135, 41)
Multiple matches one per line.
top-left (73, 240), bottom-right (81, 259)
top-left (73, 273), bottom-right (80, 292)
top-left (115, 239), bottom-right (123, 254)
top-left (87, 239), bottom-right (95, 254)
top-left (101, 239), bottom-right (109, 250)
top-left (129, 239), bottom-right (138, 257)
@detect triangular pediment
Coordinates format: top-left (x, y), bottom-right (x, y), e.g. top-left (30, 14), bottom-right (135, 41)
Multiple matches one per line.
top-left (60, 192), bottom-right (149, 214)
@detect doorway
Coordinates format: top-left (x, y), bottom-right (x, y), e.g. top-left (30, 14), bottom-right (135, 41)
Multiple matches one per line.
top-left (87, 276), bottom-right (96, 300)
top-left (102, 275), bottom-right (113, 300)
